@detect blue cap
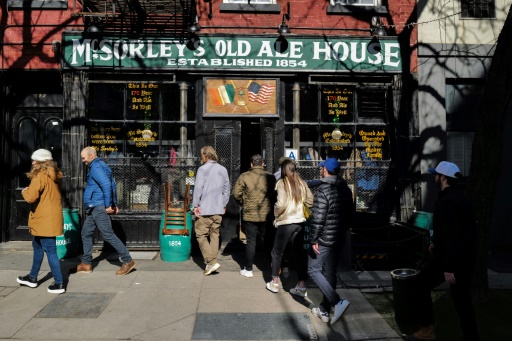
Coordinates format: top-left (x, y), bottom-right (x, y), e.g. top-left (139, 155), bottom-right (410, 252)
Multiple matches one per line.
top-left (318, 158), bottom-right (340, 173)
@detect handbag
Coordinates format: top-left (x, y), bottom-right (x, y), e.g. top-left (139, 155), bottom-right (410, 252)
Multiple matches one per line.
top-left (303, 202), bottom-right (312, 220)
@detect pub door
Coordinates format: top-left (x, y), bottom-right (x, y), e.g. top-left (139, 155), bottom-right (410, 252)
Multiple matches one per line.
top-left (198, 118), bottom-right (276, 242)
top-left (10, 110), bottom-right (63, 240)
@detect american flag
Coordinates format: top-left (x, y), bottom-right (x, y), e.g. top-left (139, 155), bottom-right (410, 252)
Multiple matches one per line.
top-left (247, 82), bottom-right (274, 104)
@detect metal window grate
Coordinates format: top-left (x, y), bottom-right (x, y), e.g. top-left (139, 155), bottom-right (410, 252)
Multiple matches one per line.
top-left (358, 89), bottom-right (387, 119)
top-left (461, 0), bottom-right (495, 18)
top-left (296, 160), bottom-right (391, 213)
top-left (215, 127), bottom-right (235, 189)
top-left (109, 157), bottom-right (198, 213)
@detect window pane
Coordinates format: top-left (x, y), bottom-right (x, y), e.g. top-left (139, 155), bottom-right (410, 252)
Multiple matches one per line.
top-left (319, 125), bottom-right (355, 161)
top-left (89, 122), bottom-right (124, 157)
top-left (161, 84), bottom-right (181, 121)
top-left (358, 89), bottom-right (387, 121)
top-left (18, 118), bottom-right (37, 187)
top-left (89, 84), bottom-right (124, 120)
top-left (461, 0), bottom-right (495, 18)
top-left (127, 82), bottom-right (161, 121)
top-left (321, 86), bottom-right (355, 123)
top-left (45, 119), bottom-right (62, 166)
top-left (125, 122), bottom-right (159, 157)
top-left (355, 126), bottom-right (389, 160)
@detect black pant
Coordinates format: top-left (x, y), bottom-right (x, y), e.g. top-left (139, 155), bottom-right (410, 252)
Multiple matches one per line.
top-left (270, 223), bottom-right (308, 281)
top-left (243, 220), bottom-right (270, 271)
top-left (416, 259), bottom-right (479, 340)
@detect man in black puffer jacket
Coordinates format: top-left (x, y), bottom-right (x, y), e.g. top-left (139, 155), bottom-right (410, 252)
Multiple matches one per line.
top-left (308, 158), bottom-right (355, 325)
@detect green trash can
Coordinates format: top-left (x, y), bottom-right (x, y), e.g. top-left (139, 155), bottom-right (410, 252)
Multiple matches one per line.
top-left (160, 211), bottom-right (193, 262)
top-left (57, 208), bottom-right (80, 259)
top-left (391, 268), bottom-right (419, 324)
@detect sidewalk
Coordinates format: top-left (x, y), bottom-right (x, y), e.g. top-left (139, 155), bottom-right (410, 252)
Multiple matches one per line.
top-left (0, 241), bottom-right (403, 341)
top-left (2, 242), bottom-right (511, 341)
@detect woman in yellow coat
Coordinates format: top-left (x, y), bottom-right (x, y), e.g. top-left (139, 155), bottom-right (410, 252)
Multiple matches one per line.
top-left (16, 149), bottom-right (65, 294)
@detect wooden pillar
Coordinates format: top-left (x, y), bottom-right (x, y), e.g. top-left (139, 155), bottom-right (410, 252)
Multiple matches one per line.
top-left (62, 71), bottom-right (88, 210)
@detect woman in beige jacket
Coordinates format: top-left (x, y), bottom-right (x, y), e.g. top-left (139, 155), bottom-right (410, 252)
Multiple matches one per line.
top-left (16, 149), bottom-right (65, 294)
top-left (266, 159), bottom-right (313, 294)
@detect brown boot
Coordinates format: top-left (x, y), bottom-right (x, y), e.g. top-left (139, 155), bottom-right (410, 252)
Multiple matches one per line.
top-left (116, 260), bottom-right (136, 276)
top-left (406, 324), bottom-right (436, 340)
top-left (76, 263), bottom-right (92, 273)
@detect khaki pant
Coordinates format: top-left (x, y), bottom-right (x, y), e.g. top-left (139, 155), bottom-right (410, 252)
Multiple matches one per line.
top-left (194, 215), bottom-right (222, 265)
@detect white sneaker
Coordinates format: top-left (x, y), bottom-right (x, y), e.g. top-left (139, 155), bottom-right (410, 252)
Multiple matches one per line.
top-left (204, 262), bottom-right (220, 276)
top-left (240, 269), bottom-right (254, 278)
top-left (311, 307), bottom-right (330, 323)
top-left (266, 281), bottom-right (279, 293)
top-left (330, 299), bottom-right (350, 325)
top-left (289, 285), bottom-right (307, 297)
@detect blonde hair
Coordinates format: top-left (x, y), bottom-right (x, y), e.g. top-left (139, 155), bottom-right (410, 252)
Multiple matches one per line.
top-left (201, 146), bottom-right (218, 162)
top-left (26, 160), bottom-right (61, 182)
top-left (280, 159), bottom-right (307, 203)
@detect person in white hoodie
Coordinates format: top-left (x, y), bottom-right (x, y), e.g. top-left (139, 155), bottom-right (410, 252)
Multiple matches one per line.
top-left (266, 159), bottom-right (313, 294)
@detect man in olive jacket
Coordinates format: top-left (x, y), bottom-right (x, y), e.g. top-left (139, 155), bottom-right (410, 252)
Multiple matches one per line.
top-left (308, 158), bottom-right (355, 325)
top-left (233, 154), bottom-right (276, 277)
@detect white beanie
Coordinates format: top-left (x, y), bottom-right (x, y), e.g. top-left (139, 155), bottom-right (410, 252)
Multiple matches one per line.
top-left (31, 149), bottom-right (53, 161)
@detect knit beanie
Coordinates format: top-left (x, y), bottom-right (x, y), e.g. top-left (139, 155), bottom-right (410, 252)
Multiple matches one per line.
top-left (31, 149), bottom-right (53, 161)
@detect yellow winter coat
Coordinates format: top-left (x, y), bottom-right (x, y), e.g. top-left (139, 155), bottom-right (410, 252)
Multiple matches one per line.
top-left (21, 168), bottom-right (63, 237)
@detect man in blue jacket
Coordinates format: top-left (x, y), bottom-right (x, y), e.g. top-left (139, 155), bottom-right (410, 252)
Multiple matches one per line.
top-left (76, 147), bottom-right (136, 276)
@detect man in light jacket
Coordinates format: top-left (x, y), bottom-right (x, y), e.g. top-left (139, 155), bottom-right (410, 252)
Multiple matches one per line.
top-left (192, 146), bottom-right (230, 276)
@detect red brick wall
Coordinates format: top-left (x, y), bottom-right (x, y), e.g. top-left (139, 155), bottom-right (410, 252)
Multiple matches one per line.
top-left (1, 0), bottom-right (82, 69)
top-left (1, 0), bottom-right (417, 72)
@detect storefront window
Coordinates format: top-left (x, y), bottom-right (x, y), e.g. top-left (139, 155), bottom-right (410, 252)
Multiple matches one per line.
top-left (88, 82), bottom-right (195, 212)
top-left (284, 82), bottom-right (391, 213)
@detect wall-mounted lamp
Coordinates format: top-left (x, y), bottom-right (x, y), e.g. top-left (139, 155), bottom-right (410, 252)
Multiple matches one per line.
top-left (51, 40), bottom-right (61, 54)
top-left (370, 16), bottom-right (387, 37)
top-left (188, 16), bottom-right (201, 33)
top-left (277, 2), bottom-right (291, 35)
top-left (331, 128), bottom-right (342, 140)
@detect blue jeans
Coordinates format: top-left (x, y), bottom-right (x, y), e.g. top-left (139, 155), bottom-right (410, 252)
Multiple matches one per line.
top-left (81, 205), bottom-right (132, 264)
top-left (29, 236), bottom-right (63, 285)
top-left (308, 244), bottom-right (341, 312)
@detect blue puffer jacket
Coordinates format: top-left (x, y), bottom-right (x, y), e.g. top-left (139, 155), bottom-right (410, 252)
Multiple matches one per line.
top-left (83, 158), bottom-right (117, 209)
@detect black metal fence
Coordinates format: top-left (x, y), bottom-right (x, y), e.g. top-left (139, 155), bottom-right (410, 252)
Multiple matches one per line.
top-left (295, 160), bottom-right (391, 213)
top-left (109, 157), bottom-right (198, 212)
top-left (107, 157), bottom-right (391, 214)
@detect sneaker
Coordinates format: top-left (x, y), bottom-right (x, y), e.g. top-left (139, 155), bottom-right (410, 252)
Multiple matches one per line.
top-left (330, 299), bottom-right (350, 325)
top-left (311, 307), bottom-right (330, 323)
top-left (240, 269), bottom-right (254, 278)
top-left (204, 262), bottom-right (221, 276)
top-left (17, 275), bottom-right (37, 288)
top-left (266, 281), bottom-right (279, 293)
top-left (289, 285), bottom-right (307, 297)
top-left (116, 260), bottom-right (136, 275)
top-left (76, 263), bottom-right (92, 273)
top-left (47, 282), bottom-right (66, 294)
top-left (405, 324), bottom-right (436, 340)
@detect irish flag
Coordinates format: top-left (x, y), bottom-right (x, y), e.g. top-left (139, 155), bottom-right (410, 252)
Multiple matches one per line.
top-left (208, 84), bottom-right (236, 106)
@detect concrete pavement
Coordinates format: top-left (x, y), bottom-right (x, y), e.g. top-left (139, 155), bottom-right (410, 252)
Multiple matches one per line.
top-left (0, 241), bottom-right (404, 341)
top-left (2, 241), bottom-right (511, 340)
